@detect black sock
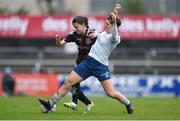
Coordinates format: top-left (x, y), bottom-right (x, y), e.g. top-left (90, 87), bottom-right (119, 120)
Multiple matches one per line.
top-left (78, 91), bottom-right (91, 105)
top-left (70, 84), bottom-right (80, 105)
top-left (72, 92), bottom-right (79, 104)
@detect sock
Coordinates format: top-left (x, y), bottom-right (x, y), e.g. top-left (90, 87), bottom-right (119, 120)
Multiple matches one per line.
top-left (79, 91), bottom-right (91, 105)
top-left (49, 92), bottom-right (61, 106)
top-left (120, 95), bottom-right (130, 106)
top-left (71, 86), bottom-right (79, 104)
top-left (72, 93), bottom-right (79, 104)
top-left (71, 84), bottom-right (81, 105)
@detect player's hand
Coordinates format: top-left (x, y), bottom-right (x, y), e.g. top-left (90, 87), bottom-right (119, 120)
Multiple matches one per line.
top-left (55, 32), bottom-right (64, 46)
top-left (115, 4), bottom-right (121, 11)
top-left (55, 32), bottom-right (63, 41)
top-left (89, 31), bottom-right (99, 39)
top-left (114, 3), bottom-right (121, 16)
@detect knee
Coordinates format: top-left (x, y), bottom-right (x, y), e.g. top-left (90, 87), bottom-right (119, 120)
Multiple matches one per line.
top-left (106, 90), bottom-right (115, 98)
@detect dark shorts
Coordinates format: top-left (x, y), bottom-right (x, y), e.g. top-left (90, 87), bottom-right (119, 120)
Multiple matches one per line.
top-left (73, 55), bottom-right (111, 81)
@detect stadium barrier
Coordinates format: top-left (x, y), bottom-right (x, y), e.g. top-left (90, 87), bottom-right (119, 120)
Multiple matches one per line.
top-left (59, 74), bottom-right (180, 97)
top-left (0, 73), bottom-right (59, 96)
top-left (1, 73), bottom-right (179, 97)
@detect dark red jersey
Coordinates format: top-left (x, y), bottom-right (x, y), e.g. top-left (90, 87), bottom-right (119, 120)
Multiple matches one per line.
top-left (65, 29), bottom-right (97, 64)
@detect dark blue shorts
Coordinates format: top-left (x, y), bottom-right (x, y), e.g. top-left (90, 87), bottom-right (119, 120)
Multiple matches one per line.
top-left (73, 55), bottom-right (111, 81)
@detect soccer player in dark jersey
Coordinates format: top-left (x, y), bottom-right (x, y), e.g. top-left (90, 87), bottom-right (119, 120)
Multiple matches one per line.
top-left (55, 16), bottom-right (98, 113)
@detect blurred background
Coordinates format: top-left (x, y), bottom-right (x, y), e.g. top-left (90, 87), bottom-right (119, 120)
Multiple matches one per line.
top-left (0, 0), bottom-right (180, 15)
top-left (0, 0), bottom-right (179, 97)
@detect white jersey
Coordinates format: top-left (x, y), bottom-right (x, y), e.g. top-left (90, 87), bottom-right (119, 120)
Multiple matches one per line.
top-left (88, 26), bottom-right (121, 65)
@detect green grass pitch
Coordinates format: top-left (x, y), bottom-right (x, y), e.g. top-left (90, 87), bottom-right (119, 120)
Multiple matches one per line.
top-left (0, 96), bottom-right (179, 120)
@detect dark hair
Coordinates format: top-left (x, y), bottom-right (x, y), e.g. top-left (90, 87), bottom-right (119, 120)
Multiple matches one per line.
top-left (72, 16), bottom-right (89, 28)
top-left (107, 15), bottom-right (121, 27)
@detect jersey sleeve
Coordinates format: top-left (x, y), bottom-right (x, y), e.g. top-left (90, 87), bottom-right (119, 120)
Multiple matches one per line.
top-left (64, 31), bottom-right (76, 43)
top-left (111, 24), bottom-right (121, 44)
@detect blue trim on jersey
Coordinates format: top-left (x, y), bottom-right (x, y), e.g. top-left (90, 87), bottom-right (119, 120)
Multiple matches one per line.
top-left (73, 55), bottom-right (111, 81)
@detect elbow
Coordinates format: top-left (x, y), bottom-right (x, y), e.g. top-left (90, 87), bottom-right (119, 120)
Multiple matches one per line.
top-left (56, 41), bottom-right (64, 46)
top-left (59, 41), bottom-right (65, 46)
top-left (112, 36), bottom-right (120, 43)
top-left (112, 37), bottom-right (116, 43)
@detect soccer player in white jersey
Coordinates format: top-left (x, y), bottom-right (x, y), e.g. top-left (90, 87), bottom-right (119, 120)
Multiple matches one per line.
top-left (39, 4), bottom-right (134, 114)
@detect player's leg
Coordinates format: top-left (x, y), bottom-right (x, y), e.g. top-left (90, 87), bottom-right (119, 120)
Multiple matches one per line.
top-left (78, 87), bottom-right (94, 113)
top-left (51, 71), bottom-right (83, 104)
top-left (39, 59), bottom-right (91, 112)
top-left (64, 82), bottom-right (94, 112)
top-left (71, 83), bottom-right (80, 104)
top-left (63, 83), bottom-right (80, 110)
top-left (39, 70), bottom-right (83, 111)
top-left (78, 90), bottom-right (91, 105)
top-left (64, 83), bottom-right (94, 113)
top-left (91, 57), bottom-right (133, 114)
top-left (100, 80), bottom-right (134, 114)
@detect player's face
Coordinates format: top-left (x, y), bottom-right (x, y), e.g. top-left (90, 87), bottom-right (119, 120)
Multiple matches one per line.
top-left (104, 19), bottom-right (112, 33)
top-left (73, 23), bottom-right (86, 35)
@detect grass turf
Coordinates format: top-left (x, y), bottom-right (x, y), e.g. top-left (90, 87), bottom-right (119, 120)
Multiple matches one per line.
top-left (0, 96), bottom-right (179, 120)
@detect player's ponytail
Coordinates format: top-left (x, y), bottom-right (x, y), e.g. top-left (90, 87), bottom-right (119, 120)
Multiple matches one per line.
top-left (83, 17), bottom-right (89, 35)
top-left (83, 17), bottom-right (89, 29)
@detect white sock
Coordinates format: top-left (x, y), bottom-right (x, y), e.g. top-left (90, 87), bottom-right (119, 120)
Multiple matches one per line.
top-left (120, 95), bottom-right (130, 105)
top-left (49, 92), bottom-right (61, 106)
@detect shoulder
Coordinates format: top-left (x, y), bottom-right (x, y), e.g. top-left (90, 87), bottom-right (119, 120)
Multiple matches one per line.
top-left (65, 31), bottom-right (77, 42)
top-left (98, 32), bottom-right (112, 40)
top-left (99, 31), bottom-right (106, 36)
top-left (67, 31), bottom-right (77, 36)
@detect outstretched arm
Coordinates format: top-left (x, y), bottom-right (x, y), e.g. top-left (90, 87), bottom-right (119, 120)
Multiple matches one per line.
top-left (111, 4), bottom-right (121, 43)
top-left (111, 13), bottom-right (119, 43)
